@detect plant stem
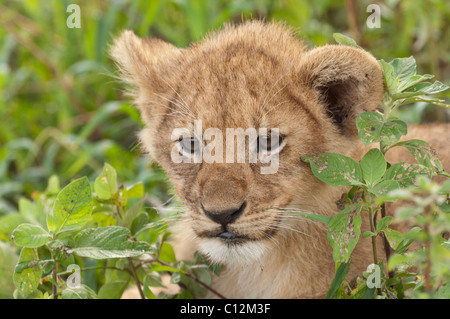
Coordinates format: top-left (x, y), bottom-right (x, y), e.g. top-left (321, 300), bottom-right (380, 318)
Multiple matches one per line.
top-left (41, 265), bottom-right (131, 283)
top-left (368, 206), bottom-right (378, 265)
top-left (128, 257), bottom-right (145, 299)
top-left (140, 258), bottom-right (227, 299)
top-left (368, 204), bottom-right (383, 296)
top-left (52, 262), bottom-right (58, 299)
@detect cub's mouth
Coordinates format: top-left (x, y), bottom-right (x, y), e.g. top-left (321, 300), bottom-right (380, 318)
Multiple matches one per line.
top-left (199, 228), bottom-right (253, 245)
top-left (190, 208), bottom-right (282, 265)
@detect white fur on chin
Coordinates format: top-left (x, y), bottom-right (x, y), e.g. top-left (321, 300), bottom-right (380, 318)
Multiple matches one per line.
top-left (198, 238), bottom-right (268, 265)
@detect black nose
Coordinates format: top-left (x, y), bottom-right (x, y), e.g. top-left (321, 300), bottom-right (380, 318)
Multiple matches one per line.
top-left (202, 201), bottom-right (246, 225)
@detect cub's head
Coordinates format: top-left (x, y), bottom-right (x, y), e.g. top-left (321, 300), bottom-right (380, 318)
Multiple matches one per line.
top-left (110, 21), bottom-right (383, 264)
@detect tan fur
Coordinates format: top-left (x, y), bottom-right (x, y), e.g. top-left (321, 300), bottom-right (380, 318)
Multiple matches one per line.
top-left (111, 21), bottom-right (449, 298)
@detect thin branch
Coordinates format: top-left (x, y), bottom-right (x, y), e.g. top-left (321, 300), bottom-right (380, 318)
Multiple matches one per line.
top-left (183, 271), bottom-right (227, 300)
top-left (52, 262), bottom-right (58, 299)
top-left (140, 258), bottom-right (227, 299)
top-left (128, 257), bottom-right (146, 299)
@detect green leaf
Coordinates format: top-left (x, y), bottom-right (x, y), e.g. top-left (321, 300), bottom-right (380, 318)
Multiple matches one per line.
top-left (362, 231), bottom-right (376, 238)
top-left (379, 60), bottom-right (397, 94)
top-left (193, 267), bottom-right (211, 286)
top-left (12, 224), bottom-right (51, 248)
top-left (0, 242), bottom-right (18, 299)
top-left (356, 112), bottom-right (407, 146)
top-left (301, 153), bottom-right (363, 186)
top-left (393, 81), bottom-right (449, 99)
top-left (47, 177), bottom-right (93, 234)
top-left (150, 262), bottom-right (181, 273)
top-left (130, 213), bottom-right (149, 235)
top-left (376, 216), bottom-right (393, 232)
top-left (389, 139), bottom-right (444, 174)
top-left (0, 214), bottom-right (28, 242)
top-left (45, 175), bottom-right (60, 195)
top-left (384, 228), bottom-right (404, 251)
top-left (390, 57), bottom-right (417, 86)
top-left (326, 261), bottom-right (351, 299)
top-left (295, 212), bottom-right (332, 225)
top-left (333, 33), bottom-right (361, 48)
top-left (127, 182), bottom-right (144, 199)
top-left (123, 198), bottom-right (145, 229)
top-left (143, 276), bottom-right (157, 299)
top-left (68, 226), bottom-right (151, 259)
top-left (143, 272), bottom-right (167, 288)
top-left (61, 285), bottom-right (98, 299)
top-left (397, 74), bottom-right (434, 92)
top-left (369, 180), bottom-right (401, 197)
top-left (159, 242), bottom-right (177, 263)
top-left (327, 205), bottom-right (362, 263)
top-left (383, 162), bottom-right (430, 188)
top-left (94, 163), bottom-right (118, 200)
top-left (13, 248), bottom-right (42, 298)
top-left (360, 149), bottom-right (386, 187)
top-left (97, 280), bottom-right (129, 299)
top-left (395, 227), bottom-right (422, 254)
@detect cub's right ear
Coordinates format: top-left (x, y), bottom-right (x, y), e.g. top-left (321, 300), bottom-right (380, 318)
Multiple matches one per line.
top-left (109, 30), bottom-right (182, 91)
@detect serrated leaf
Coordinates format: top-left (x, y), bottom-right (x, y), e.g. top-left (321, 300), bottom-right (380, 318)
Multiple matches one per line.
top-left (47, 177), bottom-right (93, 234)
top-left (360, 149), bottom-right (386, 187)
top-left (94, 163), bottom-right (118, 200)
top-left (12, 224), bottom-right (51, 248)
top-left (301, 153), bottom-right (363, 186)
top-left (68, 226), bottom-right (151, 259)
top-left (13, 248), bottom-right (42, 298)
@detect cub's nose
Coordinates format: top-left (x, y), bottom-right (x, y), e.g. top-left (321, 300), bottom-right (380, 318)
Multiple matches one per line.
top-left (202, 201), bottom-right (246, 225)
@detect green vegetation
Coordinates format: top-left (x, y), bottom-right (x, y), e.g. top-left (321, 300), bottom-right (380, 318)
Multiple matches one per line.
top-left (301, 40), bottom-right (450, 298)
top-left (0, 0), bottom-right (449, 299)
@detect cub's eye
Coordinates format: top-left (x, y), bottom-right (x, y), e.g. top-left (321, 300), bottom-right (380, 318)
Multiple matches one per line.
top-left (257, 133), bottom-right (283, 153)
top-left (179, 137), bottom-right (201, 154)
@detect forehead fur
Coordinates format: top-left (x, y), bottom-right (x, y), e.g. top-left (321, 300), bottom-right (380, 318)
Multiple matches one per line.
top-left (173, 22), bottom-right (308, 129)
top-left (111, 20), bottom-right (384, 155)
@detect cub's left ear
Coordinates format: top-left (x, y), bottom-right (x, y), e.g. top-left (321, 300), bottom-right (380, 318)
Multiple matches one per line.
top-left (298, 45), bottom-right (384, 136)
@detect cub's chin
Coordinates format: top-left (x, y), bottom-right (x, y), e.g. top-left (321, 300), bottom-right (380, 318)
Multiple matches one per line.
top-left (197, 237), bottom-right (269, 265)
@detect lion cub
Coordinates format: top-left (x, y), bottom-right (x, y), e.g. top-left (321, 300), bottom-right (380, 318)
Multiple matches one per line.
top-left (111, 21), bottom-right (449, 298)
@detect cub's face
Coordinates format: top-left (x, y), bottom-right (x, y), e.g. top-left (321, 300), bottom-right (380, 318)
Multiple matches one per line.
top-left (111, 22), bottom-right (384, 264)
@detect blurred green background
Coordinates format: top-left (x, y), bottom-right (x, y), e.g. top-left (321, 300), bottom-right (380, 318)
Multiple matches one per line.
top-left (0, 0), bottom-right (449, 297)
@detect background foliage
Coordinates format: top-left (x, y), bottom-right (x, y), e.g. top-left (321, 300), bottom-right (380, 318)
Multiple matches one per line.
top-left (0, 0), bottom-right (449, 299)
